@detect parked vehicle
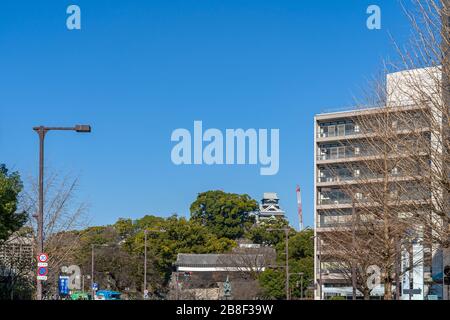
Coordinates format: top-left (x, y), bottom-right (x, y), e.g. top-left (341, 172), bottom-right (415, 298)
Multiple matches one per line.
top-left (70, 291), bottom-right (91, 300)
top-left (94, 290), bottom-right (122, 300)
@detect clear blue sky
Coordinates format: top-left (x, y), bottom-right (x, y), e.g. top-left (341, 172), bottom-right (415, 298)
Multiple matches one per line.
top-left (0, 0), bottom-right (413, 228)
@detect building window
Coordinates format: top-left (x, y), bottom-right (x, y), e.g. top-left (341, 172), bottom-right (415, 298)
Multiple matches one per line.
top-left (328, 126), bottom-right (336, 137)
top-left (337, 124), bottom-right (345, 136)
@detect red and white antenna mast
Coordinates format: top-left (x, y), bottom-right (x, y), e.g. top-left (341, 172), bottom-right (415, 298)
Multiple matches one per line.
top-left (296, 185), bottom-right (303, 231)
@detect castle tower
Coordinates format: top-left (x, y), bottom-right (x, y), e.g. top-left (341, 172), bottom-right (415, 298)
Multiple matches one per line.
top-left (258, 192), bottom-right (286, 221)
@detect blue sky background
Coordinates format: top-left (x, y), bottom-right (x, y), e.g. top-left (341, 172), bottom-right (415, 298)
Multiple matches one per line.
top-left (0, 0), bottom-right (413, 228)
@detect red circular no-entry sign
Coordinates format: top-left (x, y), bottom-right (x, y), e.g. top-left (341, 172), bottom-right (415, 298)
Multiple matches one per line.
top-left (37, 253), bottom-right (48, 263)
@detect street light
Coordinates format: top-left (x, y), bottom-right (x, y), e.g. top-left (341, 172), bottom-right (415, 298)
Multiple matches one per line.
top-left (91, 243), bottom-right (116, 300)
top-left (74, 125), bottom-right (92, 133)
top-left (144, 228), bottom-right (166, 300)
top-left (288, 272), bottom-right (304, 299)
top-left (267, 228), bottom-right (290, 300)
top-left (33, 125), bottom-right (91, 300)
top-left (311, 234), bottom-right (322, 300)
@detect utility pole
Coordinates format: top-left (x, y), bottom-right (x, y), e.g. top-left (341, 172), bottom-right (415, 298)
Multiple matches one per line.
top-left (175, 272), bottom-right (179, 300)
top-left (35, 127), bottom-right (45, 301)
top-left (296, 185), bottom-right (303, 231)
top-left (91, 243), bottom-right (118, 300)
top-left (144, 230), bottom-right (147, 298)
top-left (268, 227), bottom-right (290, 300)
top-left (311, 234), bottom-right (323, 300)
top-left (301, 274), bottom-right (304, 299)
top-left (395, 236), bottom-right (401, 300)
top-left (143, 228), bottom-right (166, 299)
top-left (285, 228), bottom-right (289, 300)
top-left (443, 248), bottom-right (446, 300)
top-left (33, 125), bottom-right (91, 300)
top-left (91, 244), bottom-right (95, 300)
top-left (288, 272), bottom-right (304, 300)
top-left (351, 199), bottom-right (357, 300)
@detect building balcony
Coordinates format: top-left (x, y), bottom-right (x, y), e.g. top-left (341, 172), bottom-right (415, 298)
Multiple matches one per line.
top-left (317, 174), bottom-right (378, 185)
top-left (318, 197), bottom-right (353, 206)
top-left (316, 173), bottom-right (424, 186)
top-left (316, 124), bottom-right (430, 144)
top-left (317, 196), bottom-right (431, 210)
top-left (316, 149), bottom-right (429, 165)
top-left (316, 148), bottom-right (376, 162)
top-left (317, 129), bottom-right (358, 139)
top-left (318, 217), bottom-right (352, 229)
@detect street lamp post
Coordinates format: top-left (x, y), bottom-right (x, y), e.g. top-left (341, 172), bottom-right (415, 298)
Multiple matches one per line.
top-left (351, 199), bottom-right (357, 300)
top-left (144, 230), bottom-right (147, 298)
top-left (91, 243), bottom-right (117, 300)
top-left (143, 228), bottom-right (166, 299)
top-left (288, 272), bottom-right (304, 300)
top-left (91, 244), bottom-right (95, 299)
top-left (268, 228), bottom-right (290, 300)
top-left (311, 235), bottom-right (322, 300)
top-left (33, 125), bottom-right (91, 300)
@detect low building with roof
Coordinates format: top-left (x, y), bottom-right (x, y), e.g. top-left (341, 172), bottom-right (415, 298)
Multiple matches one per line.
top-left (170, 247), bottom-right (275, 300)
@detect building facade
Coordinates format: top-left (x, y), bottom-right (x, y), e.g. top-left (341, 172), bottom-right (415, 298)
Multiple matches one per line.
top-left (0, 233), bottom-right (34, 299)
top-left (314, 67), bottom-right (448, 300)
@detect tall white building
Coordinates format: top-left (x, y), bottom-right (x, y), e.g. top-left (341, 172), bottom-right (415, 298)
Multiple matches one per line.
top-left (314, 67), bottom-right (448, 300)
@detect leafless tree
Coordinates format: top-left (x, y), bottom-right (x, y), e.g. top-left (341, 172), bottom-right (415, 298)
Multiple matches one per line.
top-left (320, 0), bottom-right (449, 300)
top-left (19, 170), bottom-right (90, 295)
top-left (219, 247), bottom-right (276, 280)
top-left (393, 0), bottom-right (450, 246)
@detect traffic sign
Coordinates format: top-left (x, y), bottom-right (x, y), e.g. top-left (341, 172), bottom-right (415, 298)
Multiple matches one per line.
top-left (92, 282), bottom-right (99, 290)
top-left (59, 276), bottom-right (70, 295)
top-left (37, 266), bottom-right (48, 277)
top-left (37, 275), bottom-right (48, 281)
top-left (37, 262), bottom-right (48, 267)
top-left (403, 288), bottom-right (422, 295)
top-left (37, 253), bottom-right (49, 263)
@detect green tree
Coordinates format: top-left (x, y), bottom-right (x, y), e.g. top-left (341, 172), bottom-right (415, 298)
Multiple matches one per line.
top-left (258, 228), bottom-right (314, 299)
top-left (258, 269), bottom-right (285, 299)
top-left (190, 190), bottom-right (258, 239)
top-left (287, 229), bottom-right (314, 299)
top-left (0, 165), bottom-right (26, 242)
top-left (127, 215), bottom-right (236, 284)
top-left (52, 214), bottom-right (236, 298)
top-left (114, 218), bottom-right (135, 239)
top-left (247, 218), bottom-right (289, 246)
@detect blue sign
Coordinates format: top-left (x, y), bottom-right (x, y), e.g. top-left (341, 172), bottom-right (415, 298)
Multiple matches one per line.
top-left (92, 282), bottom-right (99, 290)
top-left (38, 267), bottom-right (48, 276)
top-left (59, 276), bottom-right (70, 295)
